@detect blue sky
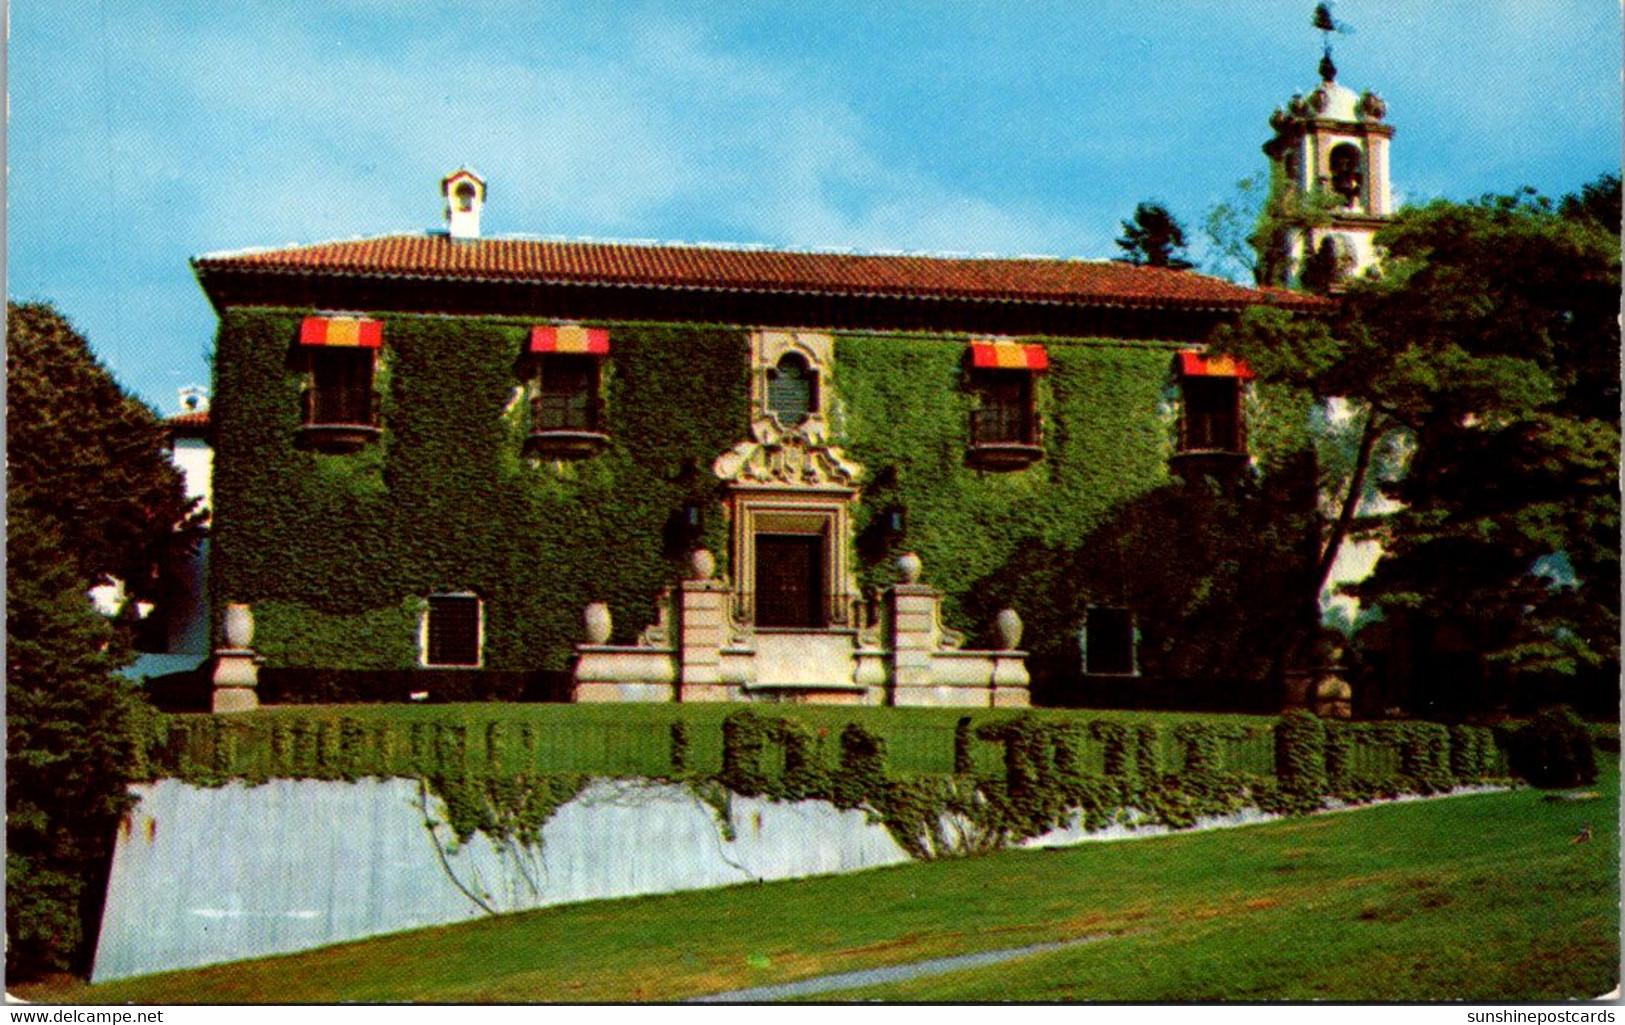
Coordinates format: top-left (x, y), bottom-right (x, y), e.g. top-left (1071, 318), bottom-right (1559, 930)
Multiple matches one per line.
top-left (8, 2), bottom-right (1621, 414)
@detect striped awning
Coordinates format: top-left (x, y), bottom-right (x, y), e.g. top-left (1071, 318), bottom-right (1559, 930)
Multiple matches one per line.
top-left (299, 316), bottom-right (382, 348)
top-left (969, 340), bottom-right (1048, 371)
top-left (1178, 350), bottom-right (1254, 380)
top-left (530, 325), bottom-right (610, 355)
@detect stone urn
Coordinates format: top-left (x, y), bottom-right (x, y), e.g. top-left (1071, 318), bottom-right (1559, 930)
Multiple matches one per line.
top-left (222, 602), bottom-right (255, 650)
top-left (1313, 673), bottom-right (1353, 719)
top-left (584, 602), bottom-right (613, 645)
top-left (897, 552), bottom-right (923, 585)
top-left (995, 608), bottom-right (1023, 651)
top-left (688, 547), bottom-right (716, 582)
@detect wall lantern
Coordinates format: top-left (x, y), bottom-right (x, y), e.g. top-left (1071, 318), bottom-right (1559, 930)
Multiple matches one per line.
top-left (881, 504), bottom-right (906, 539)
top-left (680, 501), bottom-right (705, 540)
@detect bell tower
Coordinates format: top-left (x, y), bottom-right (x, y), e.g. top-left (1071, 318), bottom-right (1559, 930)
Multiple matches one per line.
top-left (1262, 9), bottom-right (1393, 289)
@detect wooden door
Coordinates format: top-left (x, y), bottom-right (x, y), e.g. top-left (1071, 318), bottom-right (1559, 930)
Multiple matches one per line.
top-left (755, 533), bottom-right (824, 627)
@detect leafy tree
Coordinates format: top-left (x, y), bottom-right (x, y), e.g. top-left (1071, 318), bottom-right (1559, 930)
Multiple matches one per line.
top-left (6, 302), bottom-right (201, 604)
top-left (1215, 177), bottom-right (1621, 711)
top-left (1115, 201), bottom-right (1195, 269)
top-left (1205, 173), bottom-right (1341, 286)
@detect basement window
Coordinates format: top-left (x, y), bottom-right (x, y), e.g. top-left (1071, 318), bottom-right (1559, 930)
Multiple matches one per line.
top-left (1083, 607), bottom-right (1137, 677)
top-left (423, 594), bottom-right (483, 668)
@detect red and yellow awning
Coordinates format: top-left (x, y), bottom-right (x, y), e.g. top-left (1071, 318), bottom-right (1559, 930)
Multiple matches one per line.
top-left (530, 325), bottom-right (610, 355)
top-left (300, 316), bottom-right (383, 348)
top-left (1178, 350), bottom-right (1254, 380)
top-left (969, 340), bottom-right (1048, 371)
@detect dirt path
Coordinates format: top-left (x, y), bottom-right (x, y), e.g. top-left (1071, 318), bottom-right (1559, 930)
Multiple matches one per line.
top-left (686, 933), bottom-right (1112, 1003)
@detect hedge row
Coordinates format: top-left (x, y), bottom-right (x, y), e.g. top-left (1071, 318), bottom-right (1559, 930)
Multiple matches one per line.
top-left (150, 707), bottom-right (1540, 861)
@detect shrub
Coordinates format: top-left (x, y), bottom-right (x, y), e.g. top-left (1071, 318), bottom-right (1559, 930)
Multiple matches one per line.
top-left (1506, 706), bottom-right (1598, 789)
top-left (1275, 710), bottom-right (1328, 798)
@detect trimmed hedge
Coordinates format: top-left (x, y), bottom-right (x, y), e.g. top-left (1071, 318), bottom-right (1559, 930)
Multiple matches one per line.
top-left (150, 707), bottom-right (1522, 861)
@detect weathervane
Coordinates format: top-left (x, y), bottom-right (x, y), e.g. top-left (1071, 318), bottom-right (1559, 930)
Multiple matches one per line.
top-left (1312, 3), bottom-right (1354, 82)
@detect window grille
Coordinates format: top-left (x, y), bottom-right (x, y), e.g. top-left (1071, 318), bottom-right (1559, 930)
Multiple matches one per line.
top-left (767, 355), bottom-right (816, 425)
top-left (535, 355), bottom-right (599, 432)
top-left (307, 348), bottom-right (377, 426)
top-left (426, 595), bottom-right (481, 667)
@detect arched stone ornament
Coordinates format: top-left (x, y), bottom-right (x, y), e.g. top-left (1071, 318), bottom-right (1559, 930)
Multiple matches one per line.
top-left (713, 331), bottom-right (866, 629)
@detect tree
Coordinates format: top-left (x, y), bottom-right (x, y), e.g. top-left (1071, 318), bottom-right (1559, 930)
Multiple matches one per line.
top-left (6, 302), bottom-right (201, 604)
top-left (1215, 177), bottom-right (1622, 712)
top-left (1115, 201), bottom-right (1195, 269)
top-left (5, 301), bottom-right (189, 978)
top-left (6, 505), bottom-right (157, 977)
top-left (1205, 173), bottom-right (1341, 286)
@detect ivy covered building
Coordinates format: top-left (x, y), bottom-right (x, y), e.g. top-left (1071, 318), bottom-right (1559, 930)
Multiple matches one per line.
top-left (190, 169), bottom-right (1327, 711)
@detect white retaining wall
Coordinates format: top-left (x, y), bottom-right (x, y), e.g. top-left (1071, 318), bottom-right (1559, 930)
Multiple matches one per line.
top-left (91, 778), bottom-right (911, 983)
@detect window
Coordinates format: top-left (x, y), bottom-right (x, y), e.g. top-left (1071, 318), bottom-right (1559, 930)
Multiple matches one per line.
top-left (526, 326), bottom-right (610, 458)
top-left (1083, 607), bottom-right (1136, 676)
top-left (766, 353), bottom-right (817, 425)
top-left (305, 348), bottom-right (378, 427)
top-left (534, 354), bottom-right (601, 432)
top-left (296, 316), bottom-right (383, 451)
top-left (424, 594), bottom-right (482, 667)
top-left (970, 372), bottom-right (1036, 446)
top-left (965, 340), bottom-right (1046, 469)
top-left (1180, 375), bottom-right (1243, 452)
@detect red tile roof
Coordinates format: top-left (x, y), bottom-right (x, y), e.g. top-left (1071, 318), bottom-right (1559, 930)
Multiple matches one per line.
top-left (194, 234), bottom-right (1328, 313)
top-left (168, 410), bottom-right (210, 429)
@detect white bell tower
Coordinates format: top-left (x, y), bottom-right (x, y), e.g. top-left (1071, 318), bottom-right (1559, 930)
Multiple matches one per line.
top-left (1263, 42), bottom-right (1394, 289)
top-left (440, 167), bottom-right (487, 241)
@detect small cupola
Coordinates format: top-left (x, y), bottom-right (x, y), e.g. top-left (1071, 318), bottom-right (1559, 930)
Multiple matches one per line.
top-left (440, 167), bottom-right (486, 241)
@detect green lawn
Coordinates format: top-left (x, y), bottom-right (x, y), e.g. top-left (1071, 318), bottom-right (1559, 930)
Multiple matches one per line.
top-left (80, 757), bottom-right (1618, 1003)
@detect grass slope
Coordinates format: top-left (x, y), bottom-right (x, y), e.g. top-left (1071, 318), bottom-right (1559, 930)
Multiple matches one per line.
top-left (79, 759), bottom-right (1618, 1004)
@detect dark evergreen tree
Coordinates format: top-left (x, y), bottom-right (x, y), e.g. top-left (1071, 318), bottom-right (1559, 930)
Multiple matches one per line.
top-left (6, 505), bottom-right (156, 977)
top-left (5, 301), bottom-right (188, 978)
top-left (6, 302), bottom-right (201, 603)
top-left (1115, 202), bottom-right (1195, 269)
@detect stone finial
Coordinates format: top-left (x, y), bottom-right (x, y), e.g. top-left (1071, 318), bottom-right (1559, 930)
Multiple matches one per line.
top-left (584, 602), bottom-right (612, 645)
top-left (897, 552), bottom-right (923, 585)
top-left (995, 608), bottom-right (1023, 651)
top-left (688, 548), bottom-right (716, 582)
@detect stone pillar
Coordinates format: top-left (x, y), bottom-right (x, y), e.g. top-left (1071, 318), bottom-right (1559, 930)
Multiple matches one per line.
top-left (677, 580), bottom-right (732, 702)
top-left (887, 583), bottom-right (940, 703)
top-left (211, 602), bottom-right (260, 713)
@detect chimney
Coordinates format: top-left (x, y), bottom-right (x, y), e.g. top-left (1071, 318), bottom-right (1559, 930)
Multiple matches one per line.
top-left (440, 168), bottom-right (486, 240)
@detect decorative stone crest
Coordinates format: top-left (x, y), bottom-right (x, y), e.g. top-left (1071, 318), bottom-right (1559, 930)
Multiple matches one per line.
top-left (713, 416), bottom-right (863, 490)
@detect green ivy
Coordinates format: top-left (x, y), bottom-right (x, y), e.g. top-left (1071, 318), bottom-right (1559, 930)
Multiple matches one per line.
top-left (151, 708), bottom-right (1520, 857)
top-left (215, 311), bottom-right (1315, 679)
top-left (211, 310), bottom-right (749, 672)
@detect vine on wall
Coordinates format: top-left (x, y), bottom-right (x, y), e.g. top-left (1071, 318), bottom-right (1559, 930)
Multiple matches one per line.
top-left (152, 708), bottom-right (1514, 858)
top-left (214, 313), bottom-right (1317, 679)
